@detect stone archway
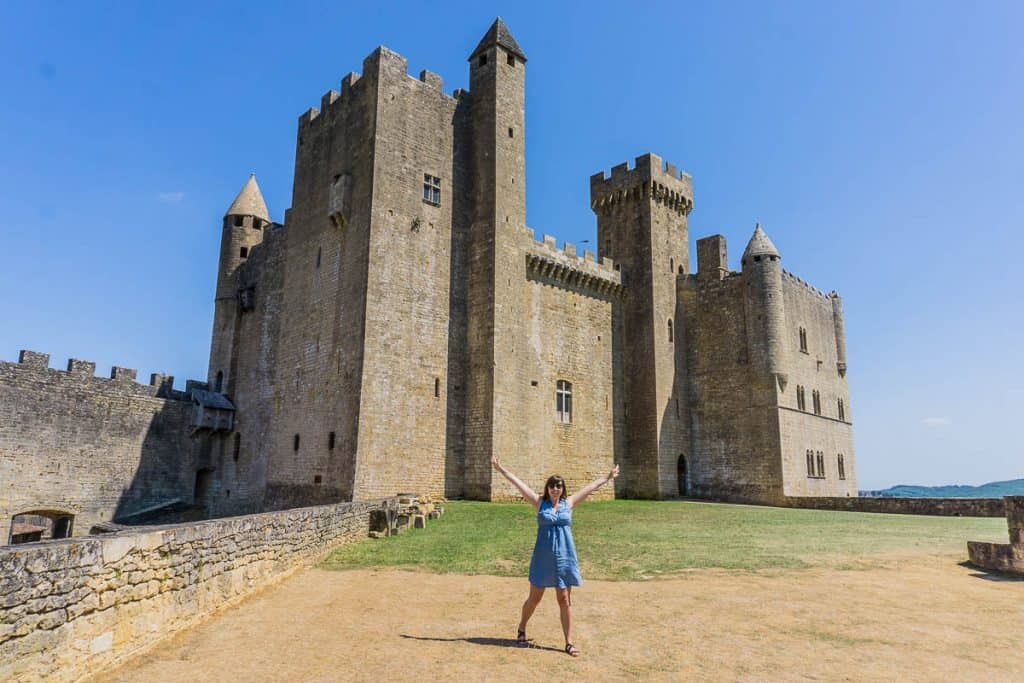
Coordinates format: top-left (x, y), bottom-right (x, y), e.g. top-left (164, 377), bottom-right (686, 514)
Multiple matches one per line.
top-left (8, 509), bottom-right (75, 544)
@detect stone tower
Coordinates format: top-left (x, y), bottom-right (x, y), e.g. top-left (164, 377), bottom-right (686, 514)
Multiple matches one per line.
top-left (464, 18), bottom-right (528, 498)
top-left (590, 154), bottom-right (693, 498)
top-left (209, 174), bottom-right (270, 395)
top-left (742, 224), bottom-right (788, 396)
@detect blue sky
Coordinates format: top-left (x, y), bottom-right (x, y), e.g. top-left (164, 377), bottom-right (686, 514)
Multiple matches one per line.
top-left (1, 1), bottom-right (1021, 490)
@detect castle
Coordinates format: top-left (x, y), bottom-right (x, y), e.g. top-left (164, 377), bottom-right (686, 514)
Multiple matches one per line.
top-left (0, 19), bottom-right (856, 544)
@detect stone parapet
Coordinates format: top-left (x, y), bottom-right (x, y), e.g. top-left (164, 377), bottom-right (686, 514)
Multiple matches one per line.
top-left (967, 496), bottom-right (1024, 575)
top-left (783, 496), bottom-right (1005, 517)
top-left (0, 498), bottom-right (394, 682)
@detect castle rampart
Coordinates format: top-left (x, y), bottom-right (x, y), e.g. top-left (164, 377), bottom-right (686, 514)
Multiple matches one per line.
top-left (0, 352), bottom-right (198, 545)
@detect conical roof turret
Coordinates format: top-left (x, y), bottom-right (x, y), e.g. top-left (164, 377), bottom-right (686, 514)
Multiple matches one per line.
top-left (469, 17), bottom-right (527, 62)
top-left (225, 174), bottom-right (270, 222)
top-left (742, 223), bottom-right (780, 263)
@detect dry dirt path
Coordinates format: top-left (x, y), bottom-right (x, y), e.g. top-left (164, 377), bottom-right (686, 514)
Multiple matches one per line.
top-left (95, 557), bottom-right (1023, 682)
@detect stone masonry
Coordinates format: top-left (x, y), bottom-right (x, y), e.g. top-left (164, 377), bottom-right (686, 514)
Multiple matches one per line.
top-left (968, 496), bottom-right (1024, 574)
top-left (0, 18), bottom-right (860, 539)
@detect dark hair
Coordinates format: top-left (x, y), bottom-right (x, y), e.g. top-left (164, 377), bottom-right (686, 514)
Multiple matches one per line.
top-left (542, 475), bottom-right (569, 503)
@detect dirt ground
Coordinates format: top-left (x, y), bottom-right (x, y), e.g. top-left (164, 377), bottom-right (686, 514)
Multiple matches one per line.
top-left (95, 556), bottom-right (1023, 682)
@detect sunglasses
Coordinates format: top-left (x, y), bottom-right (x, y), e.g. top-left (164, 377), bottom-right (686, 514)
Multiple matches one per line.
top-left (548, 482), bottom-right (564, 489)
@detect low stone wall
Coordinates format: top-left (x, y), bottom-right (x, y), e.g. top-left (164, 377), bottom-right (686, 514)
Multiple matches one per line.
top-left (784, 496), bottom-right (1005, 517)
top-left (967, 497), bottom-right (1024, 574)
top-left (0, 498), bottom-right (392, 682)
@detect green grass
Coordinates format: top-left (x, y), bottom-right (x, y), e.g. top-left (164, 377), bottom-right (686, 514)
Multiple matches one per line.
top-left (319, 500), bottom-right (1008, 580)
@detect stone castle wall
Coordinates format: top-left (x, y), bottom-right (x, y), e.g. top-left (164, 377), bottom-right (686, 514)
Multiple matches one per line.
top-left (778, 276), bottom-right (857, 496)
top-left (0, 352), bottom-right (196, 545)
top-left (0, 498), bottom-right (388, 683)
top-left (486, 231), bottom-right (623, 500)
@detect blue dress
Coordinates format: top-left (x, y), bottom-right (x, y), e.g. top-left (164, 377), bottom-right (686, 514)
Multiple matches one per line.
top-left (528, 498), bottom-right (582, 589)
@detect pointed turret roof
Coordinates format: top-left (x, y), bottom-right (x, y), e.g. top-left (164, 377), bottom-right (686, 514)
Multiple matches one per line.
top-left (742, 223), bottom-right (780, 261)
top-left (469, 17), bottom-right (527, 63)
top-left (225, 174), bottom-right (270, 222)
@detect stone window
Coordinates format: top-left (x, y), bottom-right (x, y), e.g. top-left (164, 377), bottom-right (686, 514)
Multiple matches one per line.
top-left (423, 174), bottom-right (441, 205)
top-left (215, 371), bottom-right (224, 393)
top-left (838, 398), bottom-right (845, 421)
top-left (328, 431), bottom-right (335, 451)
top-left (556, 380), bottom-right (572, 424)
top-left (838, 454), bottom-right (846, 480)
top-left (816, 451), bottom-right (825, 478)
top-left (508, 127), bottom-right (514, 138)
top-left (316, 246), bottom-right (321, 269)
top-left (233, 433), bottom-right (240, 462)
top-left (667, 319), bottom-right (673, 343)
top-left (253, 219), bottom-right (263, 230)
top-left (604, 239), bottom-right (612, 258)
top-left (796, 385), bottom-right (805, 411)
top-left (799, 327), bottom-right (808, 353)
top-left (670, 258), bottom-right (674, 273)
top-left (434, 377), bottom-right (440, 398)
top-left (240, 246), bottom-right (248, 259)
top-left (806, 450), bottom-right (814, 477)
top-left (507, 52), bottom-right (516, 66)
top-left (233, 215), bottom-right (244, 227)
top-left (479, 54), bottom-right (487, 67)
top-left (314, 475), bottom-right (323, 485)
top-left (293, 434), bottom-right (300, 452)
top-left (812, 390), bottom-right (821, 415)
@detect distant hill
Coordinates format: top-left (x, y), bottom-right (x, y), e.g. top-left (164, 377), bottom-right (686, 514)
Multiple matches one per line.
top-left (860, 478), bottom-right (1024, 498)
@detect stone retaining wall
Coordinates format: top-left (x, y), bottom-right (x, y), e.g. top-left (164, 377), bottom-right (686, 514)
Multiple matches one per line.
top-left (0, 498), bottom-right (392, 682)
top-left (783, 496), bottom-right (1005, 517)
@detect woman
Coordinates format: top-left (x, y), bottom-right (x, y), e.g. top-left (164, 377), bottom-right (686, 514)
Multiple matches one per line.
top-left (491, 458), bottom-right (620, 657)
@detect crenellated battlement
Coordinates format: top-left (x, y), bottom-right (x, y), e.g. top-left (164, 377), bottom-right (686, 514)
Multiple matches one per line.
top-left (590, 153), bottom-right (693, 216)
top-left (298, 46), bottom-right (459, 131)
top-left (781, 269), bottom-right (831, 300)
top-left (524, 231), bottom-right (624, 297)
top-left (5, 350), bottom-right (196, 402)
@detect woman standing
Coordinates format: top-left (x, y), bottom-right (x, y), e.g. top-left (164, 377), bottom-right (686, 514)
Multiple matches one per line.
top-left (491, 458), bottom-right (620, 657)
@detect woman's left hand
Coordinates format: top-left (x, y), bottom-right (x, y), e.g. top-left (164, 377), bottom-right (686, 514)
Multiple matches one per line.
top-left (606, 464), bottom-right (620, 482)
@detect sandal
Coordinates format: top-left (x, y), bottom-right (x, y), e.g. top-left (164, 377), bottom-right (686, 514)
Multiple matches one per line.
top-left (565, 642), bottom-right (579, 657)
top-left (516, 629), bottom-right (528, 647)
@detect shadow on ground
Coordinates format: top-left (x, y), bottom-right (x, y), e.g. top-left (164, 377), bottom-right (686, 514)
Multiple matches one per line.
top-left (957, 561), bottom-right (1024, 582)
top-left (400, 634), bottom-right (563, 653)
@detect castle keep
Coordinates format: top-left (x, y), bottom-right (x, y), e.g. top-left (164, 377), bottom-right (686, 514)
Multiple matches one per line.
top-left (0, 19), bottom-right (856, 544)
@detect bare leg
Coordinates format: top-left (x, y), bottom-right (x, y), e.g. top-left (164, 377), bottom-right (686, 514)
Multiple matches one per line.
top-left (518, 584), bottom-right (545, 633)
top-left (555, 587), bottom-right (575, 653)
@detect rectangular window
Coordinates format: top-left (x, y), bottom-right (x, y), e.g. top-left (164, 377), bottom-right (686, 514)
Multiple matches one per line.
top-left (816, 452), bottom-right (825, 478)
top-left (806, 450), bottom-right (814, 477)
top-left (507, 52), bottom-right (516, 66)
top-left (423, 174), bottom-right (441, 205)
top-left (239, 247), bottom-right (248, 259)
top-left (838, 398), bottom-right (845, 421)
top-left (838, 454), bottom-right (846, 480)
top-left (556, 380), bottom-right (573, 424)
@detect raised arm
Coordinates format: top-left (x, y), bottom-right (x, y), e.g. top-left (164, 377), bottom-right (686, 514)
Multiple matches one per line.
top-left (492, 458), bottom-right (541, 509)
top-left (568, 464), bottom-right (620, 510)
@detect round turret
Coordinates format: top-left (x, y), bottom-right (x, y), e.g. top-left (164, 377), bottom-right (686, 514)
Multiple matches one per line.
top-left (742, 223), bottom-right (788, 393)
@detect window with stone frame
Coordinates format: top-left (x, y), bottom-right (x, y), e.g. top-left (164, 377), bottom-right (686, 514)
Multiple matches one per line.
top-left (816, 451), bottom-right (825, 478)
top-left (838, 454), bottom-right (846, 480)
top-left (556, 380), bottom-right (573, 424)
top-left (812, 390), bottom-right (821, 415)
top-left (806, 450), bottom-right (815, 477)
top-left (838, 398), bottom-right (845, 421)
top-left (797, 385), bottom-right (806, 411)
top-left (799, 327), bottom-right (808, 353)
top-left (423, 174), bottom-right (441, 205)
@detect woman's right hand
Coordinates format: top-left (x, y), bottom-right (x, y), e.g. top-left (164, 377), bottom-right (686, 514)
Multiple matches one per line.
top-left (491, 457), bottom-right (503, 472)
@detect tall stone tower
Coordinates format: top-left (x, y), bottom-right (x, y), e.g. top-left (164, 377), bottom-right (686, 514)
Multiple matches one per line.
top-left (590, 154), bottom-right (693, 497)
top-left (465, 18), bottom-right (528, 498)
top-left (209, 174), bottom-right (270, 395)
top-left (742, 224), bottom-right (788, 397)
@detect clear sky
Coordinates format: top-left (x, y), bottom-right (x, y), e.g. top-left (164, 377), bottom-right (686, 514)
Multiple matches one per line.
top-left (2, 1), bottom-right (1021, 490)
